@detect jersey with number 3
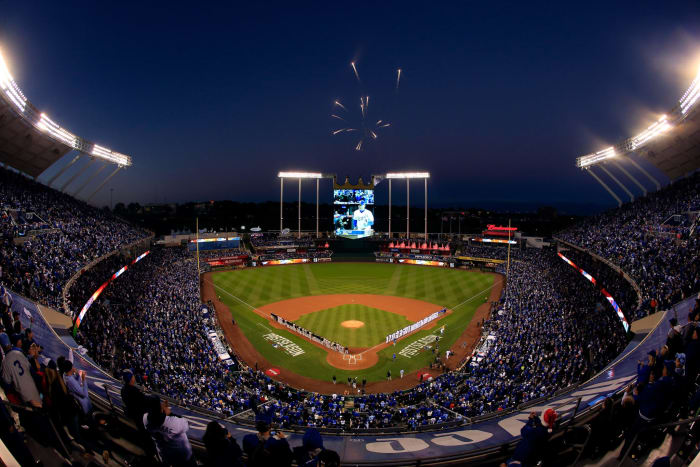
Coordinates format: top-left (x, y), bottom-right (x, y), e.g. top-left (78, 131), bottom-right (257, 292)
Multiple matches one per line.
top-left (1, 349), bottom-right (40, 403)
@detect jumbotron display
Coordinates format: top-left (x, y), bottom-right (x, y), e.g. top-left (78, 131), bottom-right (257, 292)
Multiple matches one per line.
top-left (333, 188), bottom-right (375, 239)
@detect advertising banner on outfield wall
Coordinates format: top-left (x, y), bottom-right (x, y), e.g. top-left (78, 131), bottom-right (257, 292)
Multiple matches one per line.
top-left (397, 259), bottom-right (446, 267)
top-left (261, 258), bottom-right (309, 266)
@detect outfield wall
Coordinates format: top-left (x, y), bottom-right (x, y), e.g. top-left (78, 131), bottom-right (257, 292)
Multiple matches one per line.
top-left (10, 286), bottom-right (689, 465)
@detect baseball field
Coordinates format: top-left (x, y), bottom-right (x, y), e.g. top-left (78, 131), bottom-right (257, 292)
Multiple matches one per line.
top-left (205, 263), bottom-right (498, 389)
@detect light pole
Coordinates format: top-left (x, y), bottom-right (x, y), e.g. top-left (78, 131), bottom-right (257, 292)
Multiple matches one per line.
top-left (385, 173), bottom-right (430, 240)
top-left (280, 177), bottom-right (284, 232)
top-left (388, 178), bottom-right (392, 238)
top-left (277, 172), bottom-right (324, 237)
top-left (424, 178), bottom-right (427, 240)
top-left (406, 178), bottom-right (410, 239)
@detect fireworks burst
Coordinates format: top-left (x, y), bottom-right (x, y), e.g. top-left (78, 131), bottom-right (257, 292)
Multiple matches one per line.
top-left (331, 60), bottom-right (400, 151)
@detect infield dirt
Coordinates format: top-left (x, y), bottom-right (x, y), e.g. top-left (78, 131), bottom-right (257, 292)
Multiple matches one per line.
top-left (201, 270), bottom-right (503, 394)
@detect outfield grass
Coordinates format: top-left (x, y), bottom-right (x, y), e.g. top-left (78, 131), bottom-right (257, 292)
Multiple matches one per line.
top-left (210, 263), bottom-right (494, 383)
top-left (294, 304), bottom-right (413, 348)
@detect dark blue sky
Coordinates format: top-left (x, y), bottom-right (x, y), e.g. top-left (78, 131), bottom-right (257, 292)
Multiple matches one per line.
top-left (2, 1), bottom-right (699, 213)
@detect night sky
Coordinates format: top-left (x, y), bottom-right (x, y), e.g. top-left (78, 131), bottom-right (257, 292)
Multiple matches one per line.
top-left (2, 1), bottom-right (700, 213)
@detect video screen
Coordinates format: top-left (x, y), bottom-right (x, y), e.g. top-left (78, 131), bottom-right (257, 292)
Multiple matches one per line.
top-left (333, 189), bottom-right (375, 205)
top-left (333, 189), bottom-right (374, 239)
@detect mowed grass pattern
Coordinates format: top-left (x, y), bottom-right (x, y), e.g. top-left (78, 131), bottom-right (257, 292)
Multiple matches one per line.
top-left (213, 263), bottom-right (491, 306)
top-left (211, 263), bottom-right (495, 383)
top-left (294, 304), bottom-right (413, 348)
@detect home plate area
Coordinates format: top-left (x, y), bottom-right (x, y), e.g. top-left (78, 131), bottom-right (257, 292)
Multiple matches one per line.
top-left (342, 353), bottom-right (363, 365)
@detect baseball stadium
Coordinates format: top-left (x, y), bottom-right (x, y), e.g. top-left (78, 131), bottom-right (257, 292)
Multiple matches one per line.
top-left (0, 5), bottom-right (700, 467)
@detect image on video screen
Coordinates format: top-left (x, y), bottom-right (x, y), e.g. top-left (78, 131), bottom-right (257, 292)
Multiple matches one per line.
top-left (333, 189), bottom-right (374, 239)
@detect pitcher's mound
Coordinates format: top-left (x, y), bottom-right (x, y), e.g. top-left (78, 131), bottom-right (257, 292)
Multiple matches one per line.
top-left (341, 320), bottom-right (365, 329)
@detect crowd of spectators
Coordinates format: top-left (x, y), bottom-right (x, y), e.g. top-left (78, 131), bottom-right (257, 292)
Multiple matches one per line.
top-left (258, 250), bottom-right (332, 262)
top-left (74, 247), bottom-right (257, 416)
top-left (558, 246), bottom-right (640, 318)
top-left (0, 167), bottom-right (148, 309)
top-left (0, 284), bottom-right (118, 463)
top-left (251, 234), bottom-right (316, 249)
top-left (65, 252), bottom-right (130, 318)
top-left (196, 248), bottom-right (248, 259)
top-left (4, 165), bottom-right (700, 463)
top-left (68, 242), bottom-right (631, 434)
top-left (428, 252), bottom-right (629, 417)
top-left (0, 284), bottom-right (342, 466)
top-left (457, 244), bottom-right (521, 260)
top-left (559, 171), bottom-right (700, 314)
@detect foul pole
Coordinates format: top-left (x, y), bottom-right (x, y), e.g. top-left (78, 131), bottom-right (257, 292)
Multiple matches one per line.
top-left (505, 218), bottom-right (512, 303)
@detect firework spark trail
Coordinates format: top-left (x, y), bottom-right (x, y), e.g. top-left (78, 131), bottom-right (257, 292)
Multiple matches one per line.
top-left (351, 61), bottom-right (360, 81)
top-left (331, 60), bottom-right (397, 151)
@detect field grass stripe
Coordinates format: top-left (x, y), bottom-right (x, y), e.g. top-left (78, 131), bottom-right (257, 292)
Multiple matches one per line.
top-left (302, 264), bottom-right (322, 295)
top-left (450, 277), bottom-right (502, 311)
top-left (385, 266), bottom-right (403, 294)
top-left (205, 278), bottom-right (262, 314)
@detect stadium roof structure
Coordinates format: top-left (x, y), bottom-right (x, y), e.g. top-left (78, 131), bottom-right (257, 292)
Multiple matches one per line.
top-left (0, 49), bottom-right (131, 201)
top-left (577, 66), bottom-right (700, 206)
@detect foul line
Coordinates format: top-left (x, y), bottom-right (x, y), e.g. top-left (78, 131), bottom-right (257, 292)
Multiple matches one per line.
top-left (360, 278), bottom-right (504, 357)
top-left (449, 278), bottom-right (503, 312)
top-left (207, 276), bottom-right (505, 359)
top-left (206, 278), bottom-right (259, 311)
top-left (205, 279), bottom-right (273, 332)
top-left (207, 278), bottom-right (339, 352)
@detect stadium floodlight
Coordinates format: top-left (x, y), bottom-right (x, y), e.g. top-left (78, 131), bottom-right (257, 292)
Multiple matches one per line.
top-left (0, 50), bottom-right (27, 112)
top-left (630, 115), bottom-right (671, 150)
top-left (278, 171), bottom-right (323, 178)
top-left (91, 144), bottom-right (130, 166)
top-left (576, 147), bottom-right (615, 168)
top-left (0, 47), bottom-right (132, 171)
top-left (680, 65), bottom-right (700, 115)
top-left (385, 172), bottom-right (430, 179)
top-left (37, 113), bottom-right (78, 149)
